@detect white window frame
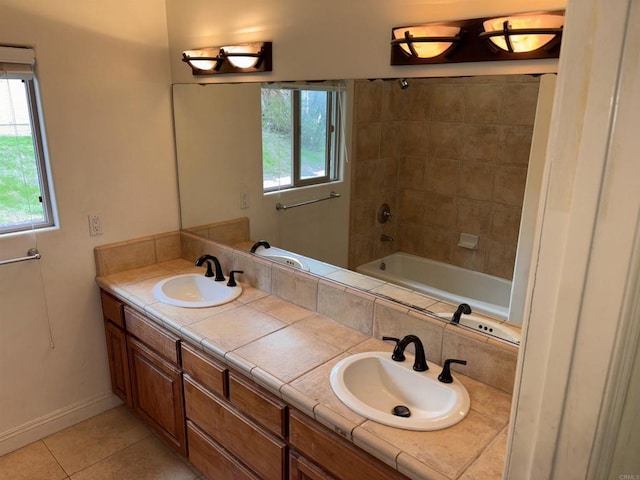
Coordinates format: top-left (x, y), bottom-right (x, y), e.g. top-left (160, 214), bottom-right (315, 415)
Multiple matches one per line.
top-left (0, 46), bottom-right (55, 235)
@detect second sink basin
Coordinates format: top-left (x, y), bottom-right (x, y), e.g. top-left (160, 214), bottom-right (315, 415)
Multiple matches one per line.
top-left (153, 273), bottom-right (242, 308)
top-left (330, 351), bottom-right (470, 431)
top-left (259, 253), bottom-right (310, 271)
top-left (437, 313), bottom-right (521, 345)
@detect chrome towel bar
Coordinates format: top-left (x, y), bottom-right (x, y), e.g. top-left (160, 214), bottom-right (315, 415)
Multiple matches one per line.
top-left (0, 248), bottom-right (41, 266)
top-left (275, 191), bottom-right (340, 211)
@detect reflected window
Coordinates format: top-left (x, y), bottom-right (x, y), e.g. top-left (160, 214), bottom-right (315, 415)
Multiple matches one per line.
top-left (261, 84), bottom-right (343, 192)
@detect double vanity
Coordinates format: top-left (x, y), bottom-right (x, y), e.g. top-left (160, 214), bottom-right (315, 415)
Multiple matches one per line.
top-left (95, 229), bottom-right (515, 480)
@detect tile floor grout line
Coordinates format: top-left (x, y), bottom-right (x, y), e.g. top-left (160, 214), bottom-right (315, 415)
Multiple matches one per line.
top-left (0, 407), bottom-right (197, 480)
top-left (40, 438), bottom-right (71, 478)
top-left (66, 433), bottom-right (154, 478)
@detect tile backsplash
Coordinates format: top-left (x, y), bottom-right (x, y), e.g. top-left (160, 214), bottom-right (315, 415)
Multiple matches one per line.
top-left (95, 229), bottom-right (518, 394)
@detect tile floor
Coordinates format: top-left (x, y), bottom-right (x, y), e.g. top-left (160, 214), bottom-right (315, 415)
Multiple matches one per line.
top-left (0, 406), bottom-right (204, 480)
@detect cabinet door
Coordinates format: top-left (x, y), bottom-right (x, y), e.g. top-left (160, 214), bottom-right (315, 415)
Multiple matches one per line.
top-left (290, 451), bottom-right (335, 480)
top-left (128, 336), bottom-right (186, 455)
top-left (104, 321), bottom-right (132, 407)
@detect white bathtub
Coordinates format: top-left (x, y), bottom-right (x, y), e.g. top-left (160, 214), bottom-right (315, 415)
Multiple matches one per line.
top-left (356, 252), bottom-right (512, 320)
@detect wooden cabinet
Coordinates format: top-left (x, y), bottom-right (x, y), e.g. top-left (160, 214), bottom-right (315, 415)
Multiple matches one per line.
top-left (101, 290), bottom-right (125, 328)
top-left (124, 306), bottom-right (180, 364)
top-left (99, 289), bottom-right (410, 480)
top-left (228, 372), bottom-right (288, 438)
top-left (290, 451), bottom-right (335, 480)
top-left (289, 411), bottom-right (408, 480)
top-left (123, 305), bottom-right (185, 456)
top-left (128, 336), bottom-right (186, 455)
top-left (100, 291), bottom-right (131, 406)
top-left (181, 341), bottom-right (289, 480)
top-left (187, 421), bottom-right (259, 480)
top-left (182, 342), bottom-right (227, 398)
top-left (104, 320), bottom-right (132, 406)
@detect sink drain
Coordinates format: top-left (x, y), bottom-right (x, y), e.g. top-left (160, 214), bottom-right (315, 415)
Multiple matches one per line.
top-left (392, 405), bottom-right (411, 418)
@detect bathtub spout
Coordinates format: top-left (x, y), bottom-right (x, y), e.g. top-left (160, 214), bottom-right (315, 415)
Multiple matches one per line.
top-left (451, 303), bottom-right (472, 324)
top-left (380, 234), bottom-right (394, 242)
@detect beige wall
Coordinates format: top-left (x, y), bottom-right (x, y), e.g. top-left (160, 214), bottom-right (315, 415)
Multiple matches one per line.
top-left (0, 0), bottom-right (178, 454)
top-left (166, 0), bottom-right (564, 83)
top-left (349, 76), bottom-right (538, 279)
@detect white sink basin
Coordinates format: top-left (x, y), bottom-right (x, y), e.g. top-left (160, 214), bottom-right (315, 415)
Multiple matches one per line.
top-left (437, 313), bottom-right (521, 345)
top-left (152, 274), bottom-right (242, 308)
top-left (330, 351), bottom-right (470, 431)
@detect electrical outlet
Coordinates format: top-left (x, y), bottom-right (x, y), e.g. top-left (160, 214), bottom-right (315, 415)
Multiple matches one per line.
top-left (88, 214), bottom-right (103, 236)
top-left (240, 191), bottom-right (249, 209)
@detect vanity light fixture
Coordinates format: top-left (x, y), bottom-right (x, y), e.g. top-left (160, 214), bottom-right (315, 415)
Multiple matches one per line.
top-left (391, 25), bottom-right (463, 59)
top-left (480, 12), bottom-right (564, 53)
top-left (182, 41), bottom-right (272, 75)
top-left (390, 11), bottom-right (563, 66)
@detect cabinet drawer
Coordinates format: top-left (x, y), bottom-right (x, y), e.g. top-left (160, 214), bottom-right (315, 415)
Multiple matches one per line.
top-left (101, 290), bottom-right (124, 328)
top-left (228, 372), bottom-right (287, 438)
top-left (187, 421), bottom-right (259, 480)
top-left (181, 343), bottom-right (227, 398)
top-left (124, 306), bottom-right (180, 365)
top-left (289, 411), bottom-right (407, 480)
top-left (184, 376), bottom-right (286, 480)
top-left (290, 451), bottom-right (335, 480)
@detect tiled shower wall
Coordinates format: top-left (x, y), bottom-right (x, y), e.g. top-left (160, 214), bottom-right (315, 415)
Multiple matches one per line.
top-left (349, 75), bottom-right (540, 279)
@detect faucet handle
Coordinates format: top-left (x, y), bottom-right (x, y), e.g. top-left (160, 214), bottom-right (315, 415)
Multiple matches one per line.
top-left (438, 359), bottom-right (467, 383)
top-left (227, 270), bottom-right (244, 287)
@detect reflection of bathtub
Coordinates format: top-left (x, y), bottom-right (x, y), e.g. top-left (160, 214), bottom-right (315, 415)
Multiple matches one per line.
top-left (356, 252), bottom-right (512, 320)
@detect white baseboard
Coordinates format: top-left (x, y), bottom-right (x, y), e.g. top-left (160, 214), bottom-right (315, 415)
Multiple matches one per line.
top-left (0, 392), bottom-right (123, 457)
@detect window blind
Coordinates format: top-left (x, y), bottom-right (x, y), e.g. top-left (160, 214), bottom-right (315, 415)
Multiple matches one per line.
top-left (0, 46), bottom-right (35, 79)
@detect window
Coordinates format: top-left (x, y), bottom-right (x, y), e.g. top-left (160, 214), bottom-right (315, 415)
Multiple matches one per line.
top-left (261, 83), bottom-right (344, 192)
top-left (0, 46), bottom-right (55, 235)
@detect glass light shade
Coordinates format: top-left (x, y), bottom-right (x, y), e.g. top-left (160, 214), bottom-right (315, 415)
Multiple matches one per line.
top-left (393, 26), bottom-right (461, 58)
top-left (183, 49), bottom-right (219, 70)
top-left (223, 46), bottom-right (260, 68)
top-left (483, 14), bottom-right (564, 53)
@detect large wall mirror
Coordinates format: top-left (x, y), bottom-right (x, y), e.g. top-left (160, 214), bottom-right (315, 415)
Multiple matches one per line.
top-left (173, 73), bottom-right (557, 334)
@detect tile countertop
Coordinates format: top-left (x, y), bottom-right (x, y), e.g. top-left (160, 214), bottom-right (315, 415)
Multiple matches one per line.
top-left (97, 259), bottom-right (512, 480)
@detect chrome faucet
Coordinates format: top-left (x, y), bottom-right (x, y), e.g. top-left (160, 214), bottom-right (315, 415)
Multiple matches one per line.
top-left (380, 234), bottom-right (394, 242)
top-left (250, 240), bottom-right (271, 253)
top-left (383, 335), bottom-right (428, 371)
top-left (195, 254), bottom-right (225, 281)
top-left (451, 303), bottom-right (472, 324)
